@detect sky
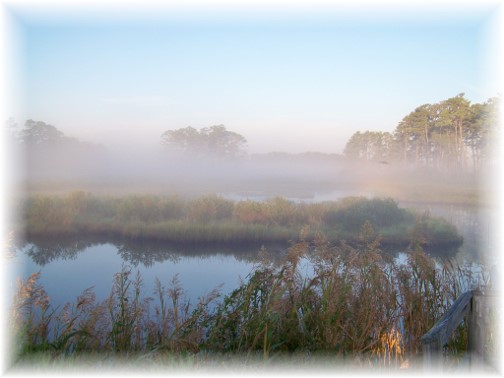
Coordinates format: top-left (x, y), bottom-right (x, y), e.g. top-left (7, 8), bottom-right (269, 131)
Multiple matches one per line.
top-left (1, 0), bottom-right (503, 154)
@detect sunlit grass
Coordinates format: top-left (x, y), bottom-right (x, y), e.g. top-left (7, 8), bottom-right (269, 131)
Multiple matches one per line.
top-left (8, 225), bottom-right (480, 371)
top-left (17, 192), bottom-right (462, 249)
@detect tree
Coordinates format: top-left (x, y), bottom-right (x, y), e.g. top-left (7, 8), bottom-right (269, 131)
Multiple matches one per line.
top-left (202, 125), bottom-right (247, 158)
top-left (466, 97), bottom-right (500, 169)
top-left (436, 94), bottom-right (472, 169)
top-left (161, 126), bottom-right (201, 154)
top-left (345, 93), bottom-right (498, 173)
top-left (344, 131), bottom-right (393, 162)
top-left (15, 119), bottom-right (106, 180)
top-left (20, 120), bottom-right (66, 146)
top-left (161, 125), bottom-right (247, 159)
top-left (388, 93), bottom-right (499, 172)
top-left (395, 104), bottom-right (437, 166)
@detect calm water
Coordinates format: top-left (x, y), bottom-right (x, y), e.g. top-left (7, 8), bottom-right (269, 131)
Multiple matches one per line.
top-left (10, 242), bottom-right (261, 310)
top-left (8, 199), bottom-right (497, 311)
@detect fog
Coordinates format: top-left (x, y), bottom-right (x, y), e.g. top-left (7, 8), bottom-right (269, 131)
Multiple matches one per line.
top-left (17, 142), bottom-right (342, 196)
top-left (10, 135), bottom-right (488, 205)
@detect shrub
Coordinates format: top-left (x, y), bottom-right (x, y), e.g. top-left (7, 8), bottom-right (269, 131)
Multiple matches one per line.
top-left (323, 197), bottom-right (414, 232)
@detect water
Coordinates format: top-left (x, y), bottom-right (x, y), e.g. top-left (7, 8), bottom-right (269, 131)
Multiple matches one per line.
top-left (7, 199), bottom-right (495, 313)
top-left (401, 202), bottom-right (497, 268)
top-left (10, 242), bottom-right (261, 311)
top-left (220, 189), bottom-right (371, 203)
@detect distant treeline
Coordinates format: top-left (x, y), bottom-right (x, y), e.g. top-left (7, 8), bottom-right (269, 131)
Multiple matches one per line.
top-left (344, 94), bottom-right (499, 171)
top-left (19, 192), bottom-right (462, 249)
top-left (6, 93), bottom-right (499, 177)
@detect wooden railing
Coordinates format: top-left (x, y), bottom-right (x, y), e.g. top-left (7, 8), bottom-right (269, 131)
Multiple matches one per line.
top-left (421, 286), bottom-right (496, 371)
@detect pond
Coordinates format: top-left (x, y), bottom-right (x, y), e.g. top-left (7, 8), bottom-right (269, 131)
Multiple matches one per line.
top-left (7, 199), bottom-right (497, 313)
top-left (10, 241), bottom-right (266, 311)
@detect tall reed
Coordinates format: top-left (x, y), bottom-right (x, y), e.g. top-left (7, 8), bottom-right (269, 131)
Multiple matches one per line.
top-left (10, 226), bottom-right (481, 368)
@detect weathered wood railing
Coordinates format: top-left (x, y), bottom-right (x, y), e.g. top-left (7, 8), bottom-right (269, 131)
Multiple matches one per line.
top-left (422, 286), bottom-right (496, 371)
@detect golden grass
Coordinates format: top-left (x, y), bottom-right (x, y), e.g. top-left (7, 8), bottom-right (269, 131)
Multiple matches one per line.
top-left (9, 225), bottom-right (479, 370)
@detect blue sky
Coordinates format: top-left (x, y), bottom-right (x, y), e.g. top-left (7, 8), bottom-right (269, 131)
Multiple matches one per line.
top-left (3, 1), bottom-right (502, 153)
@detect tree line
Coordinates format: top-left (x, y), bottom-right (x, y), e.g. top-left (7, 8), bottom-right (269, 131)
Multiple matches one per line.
top-left (5, 118), bottom-right (105, 152)
top-left (161, 124), bottom-right (247, 159)
top-left (5, 92), bottom-right (500, 170)
top-left (5, 119), bottom-right (247, 160)
top-left (343, 94), bottom-right (500, 171)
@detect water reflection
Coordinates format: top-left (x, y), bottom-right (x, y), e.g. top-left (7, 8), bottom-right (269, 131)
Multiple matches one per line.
top-left (12, 230), bottom-right (491, 322)
top-left (117, 244), bottom-right (182, 267)
top-left (18, 234), bottom-right (466, 270)
top-left (17, 236), bottom-right (285, 268)
top-left (402, 203), bottom-right (495, 266)
top-left (24, 239), bottom-right (94, 266)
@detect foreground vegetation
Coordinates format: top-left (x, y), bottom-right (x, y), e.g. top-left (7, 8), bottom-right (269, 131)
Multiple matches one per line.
top-left (19, 192), bottom-right (462, 249)
top-left (9, 226), bottom-right (478, 370)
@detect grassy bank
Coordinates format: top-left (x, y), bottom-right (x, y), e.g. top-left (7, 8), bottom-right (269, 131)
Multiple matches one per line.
top-left (9, 230), bottom-right (480, 370)
top-left (18, 192), bottom-right (462, 249)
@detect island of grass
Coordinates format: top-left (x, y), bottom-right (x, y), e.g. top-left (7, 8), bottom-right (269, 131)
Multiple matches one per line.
top-left (19, 192), bottom-right (462, 250)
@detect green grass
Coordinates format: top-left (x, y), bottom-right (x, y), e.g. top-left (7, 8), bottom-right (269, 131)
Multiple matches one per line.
top-left (17, 192), bottom-right (463, 249)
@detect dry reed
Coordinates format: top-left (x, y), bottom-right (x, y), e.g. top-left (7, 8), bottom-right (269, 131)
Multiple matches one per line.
top-left (10, 223), bottom-right (479, 370)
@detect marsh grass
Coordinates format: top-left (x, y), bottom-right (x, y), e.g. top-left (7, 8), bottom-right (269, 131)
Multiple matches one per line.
top-left (19, 192), bottom-right (462, 249)
top-left (9, 224), bottom-right (480, 370)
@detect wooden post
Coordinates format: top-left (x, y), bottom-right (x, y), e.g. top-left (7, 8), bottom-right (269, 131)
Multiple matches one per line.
top-left (422, 286), bottom-right (497, 372)
top-left (422, 290), bottom-right (474, 371)
top-left (469, 292), bottom-right (480, 368)
top-left (423, 339), bottom-right (442, 372)
top-left (468, 288), bottom-right (494, 370)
